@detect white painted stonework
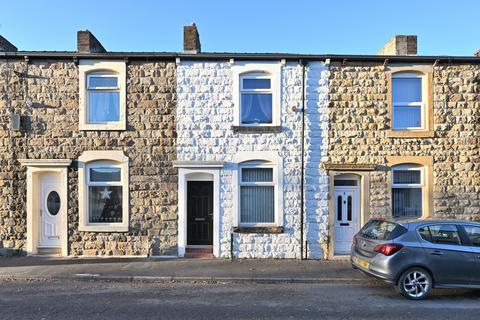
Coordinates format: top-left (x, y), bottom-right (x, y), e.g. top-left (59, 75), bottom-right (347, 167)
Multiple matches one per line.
top-left (176, 60), bottom-right (330, 259)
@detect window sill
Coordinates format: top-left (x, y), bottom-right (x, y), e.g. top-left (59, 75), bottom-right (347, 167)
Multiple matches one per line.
top-left (232, 126), bottom-right (282, 134)
top-left (387, 130), bottom-right (434, 138)
top-left (79, 123), bottom-right (126, 131)
top-left (78, 224), bottom-right (129, 232)
top-left (233, 226), bottom-right (284, 234)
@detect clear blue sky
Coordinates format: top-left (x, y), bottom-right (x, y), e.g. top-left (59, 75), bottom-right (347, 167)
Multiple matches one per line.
top-left (1, 0), bottom-right (479, 56)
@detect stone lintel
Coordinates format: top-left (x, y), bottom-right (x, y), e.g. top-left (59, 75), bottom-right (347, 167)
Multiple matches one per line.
top-left (172, 160), bottom-right (224, 168)
top-left (19, 159), bottom-right (72, 167)
top-left (322, 163), bottom-right (377, 171)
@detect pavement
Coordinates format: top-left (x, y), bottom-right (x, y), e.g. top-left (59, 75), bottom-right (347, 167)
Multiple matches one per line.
top-left (0, 256), bottom-right (363, 283)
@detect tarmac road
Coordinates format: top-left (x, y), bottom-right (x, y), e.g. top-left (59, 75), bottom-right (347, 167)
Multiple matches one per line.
top-left (1, 278), bottom-right (480, 319)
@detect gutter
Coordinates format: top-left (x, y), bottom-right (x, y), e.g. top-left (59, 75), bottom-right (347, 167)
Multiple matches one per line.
top-left (2, 51), bottom-right (480, 63)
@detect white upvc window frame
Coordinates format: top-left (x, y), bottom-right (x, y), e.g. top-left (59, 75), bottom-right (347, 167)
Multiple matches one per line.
top-left (78, 151), bottom-right (129, 232)
top-left (79, 60), bottom-right (126, 131)
top-left (391, 164), bottom-right (425, 218)
top-left (232, 62), bottom-right (281, 127)
top-left (232, 151), bottom-right (284, 228)
top-left (238, 162), bottom-right (277, 226)
top-left (391, 72), bottom-right (426, 130)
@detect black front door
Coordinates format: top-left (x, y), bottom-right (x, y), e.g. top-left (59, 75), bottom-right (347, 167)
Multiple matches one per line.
top-left (187, 181), bottom-right (213, 246)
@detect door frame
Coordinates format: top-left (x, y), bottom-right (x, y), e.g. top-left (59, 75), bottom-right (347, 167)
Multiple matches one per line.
top-left (327, 170), bottom-right (370, 260)
top-left (20, 159), bottom-right (71, 256)
top-left (176, 165), bottom-right (221, 258)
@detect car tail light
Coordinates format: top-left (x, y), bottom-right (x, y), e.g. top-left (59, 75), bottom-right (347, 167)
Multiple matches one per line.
top-left (374, 243), bottom-right (403, 256)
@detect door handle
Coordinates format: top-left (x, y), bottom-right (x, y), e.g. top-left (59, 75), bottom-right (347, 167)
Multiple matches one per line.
top-left (431, 250), bottom-right (444, 256)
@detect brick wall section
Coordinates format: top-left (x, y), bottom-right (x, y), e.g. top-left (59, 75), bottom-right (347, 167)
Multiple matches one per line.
top-left (0, 59), bottom-right (177, 256)
top-left (328, 62), bottom-right (480, 220)
top-left (77, 31), bottom-right (106, 53)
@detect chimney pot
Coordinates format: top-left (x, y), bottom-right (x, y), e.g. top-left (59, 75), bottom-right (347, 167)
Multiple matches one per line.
top-left (377, 35), bottom-right (417, 56)
top-left (0, 35), bottom-right (17, 52)
top-left (77, 30), bottom-right (107, 53)
top-left (183, 23), bottom-right (201, 53)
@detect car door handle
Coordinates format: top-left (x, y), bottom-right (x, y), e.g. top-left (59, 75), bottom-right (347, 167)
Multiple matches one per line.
top-left (431, 250), bottom-right (444, 256)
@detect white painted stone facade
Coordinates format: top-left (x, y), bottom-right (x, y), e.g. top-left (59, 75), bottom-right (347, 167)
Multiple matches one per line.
top-left (176, 60), bottom-right (329, 258)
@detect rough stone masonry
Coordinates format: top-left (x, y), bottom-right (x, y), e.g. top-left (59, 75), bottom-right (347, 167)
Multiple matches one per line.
top-left (0, 58), bottom-right (178, 256)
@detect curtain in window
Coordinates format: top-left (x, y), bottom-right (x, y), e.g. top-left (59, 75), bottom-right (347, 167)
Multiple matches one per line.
top-left (88, 91), bottom-right (120, 123)
top-left (88, 186), bottom-right (123, 223)
top-left (392, 188), bottom-right (422, 217)
top-left (393, 170), bottom-right (421, 184)
top-left (242, 168), bottom-right (273, 182)
top-left (241, 93), bottom-right (272, 124)
top-left (240, 186), bottom-right (274, 223)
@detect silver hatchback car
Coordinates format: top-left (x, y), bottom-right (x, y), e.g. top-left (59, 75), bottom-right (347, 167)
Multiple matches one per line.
top-left (351, 218), bottom-right (480, 300)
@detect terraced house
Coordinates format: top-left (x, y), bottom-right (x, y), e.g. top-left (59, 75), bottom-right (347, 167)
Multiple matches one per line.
top-left (325, 36), bottom-right (480, 258)
top-left (0, 27), bottom-right (478, 259)
top-left (0, 31), bottom-right (178, 257)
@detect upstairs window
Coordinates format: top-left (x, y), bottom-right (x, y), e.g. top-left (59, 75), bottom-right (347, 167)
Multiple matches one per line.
top-left (87, 73), bottom-right (120, 124)
top-left (392, 164), bottom-right (424, 218)
top-left (240, 72), bottom-right (273, 125)
top-left (391, 72), bottom-right (424, 130)
top-left (79, 60), bottom-right (126, 131)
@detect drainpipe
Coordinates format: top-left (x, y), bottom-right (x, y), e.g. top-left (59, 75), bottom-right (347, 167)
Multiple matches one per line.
top-left (300, 59), bottom-right (307, 260)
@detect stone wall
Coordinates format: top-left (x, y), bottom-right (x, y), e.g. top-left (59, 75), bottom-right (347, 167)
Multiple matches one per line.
top-left (304, 62), bottom-right (330, 259)
top-left (0, 59), bottom-right (177, 256)
top-left (328, 62), bottom-right (480, 220)
top-left (177, 60), bottom-right (330, 258)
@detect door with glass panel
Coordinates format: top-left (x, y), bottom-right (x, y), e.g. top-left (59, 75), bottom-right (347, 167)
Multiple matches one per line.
top-left (333, 178), bottom-right (360, 255)
top-left (39, 173), bottom-right (61, 248)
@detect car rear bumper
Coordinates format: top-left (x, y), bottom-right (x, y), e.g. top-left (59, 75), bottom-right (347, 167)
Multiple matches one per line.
top-left (351, 249), bottom-right (397, 284)
top-left (351, 259), bottom-right (395, 284)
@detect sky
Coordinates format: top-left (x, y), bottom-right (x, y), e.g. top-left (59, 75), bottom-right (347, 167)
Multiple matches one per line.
top-left (0, 0), bottom-right (479, 56)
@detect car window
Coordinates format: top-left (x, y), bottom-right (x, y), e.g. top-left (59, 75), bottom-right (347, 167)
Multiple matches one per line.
top-left (418, 224), bottom-right (462, 245)
top-left (464, 225), bottom-right (480, 247)
top-left (418, 226), bottom-right (431, 242)
top-left (359, 219), bottom-right (407, 240)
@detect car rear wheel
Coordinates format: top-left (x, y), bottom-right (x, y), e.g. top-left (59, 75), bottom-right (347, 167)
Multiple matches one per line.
top-left (396, 267), bottom-right (432, 300)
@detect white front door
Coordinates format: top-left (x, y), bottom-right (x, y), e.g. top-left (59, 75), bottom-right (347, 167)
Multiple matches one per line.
top-left (334, 185), bottom-right (360, 255)
top-left (39, 174), bottom-right (61, 248)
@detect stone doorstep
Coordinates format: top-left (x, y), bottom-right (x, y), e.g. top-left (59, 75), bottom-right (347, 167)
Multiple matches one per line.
top-left (184, 247), bottom-right (214, 259)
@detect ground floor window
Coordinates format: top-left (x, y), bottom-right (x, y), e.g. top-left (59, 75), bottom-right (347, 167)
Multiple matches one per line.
top-left (78, 151), bottom-right (129, 232)
top-left (87, 165), bottom-right (123, 223)
top-left (392, 164), bottom-right (424, 218)
top-left (238, 160), bottom-right (279, 226)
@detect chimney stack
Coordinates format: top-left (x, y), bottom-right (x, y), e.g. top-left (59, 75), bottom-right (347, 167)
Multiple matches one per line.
top-left (183, 23), bottom-right (201, 53)
top-left (77, 30), bottom-right (107, 53)
top-left (377, 35), bottom-right (417, 56)
top-left (0, 35), bottom-right (17, 52)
